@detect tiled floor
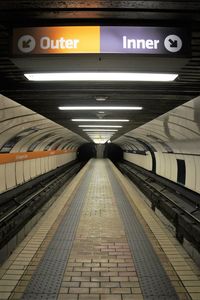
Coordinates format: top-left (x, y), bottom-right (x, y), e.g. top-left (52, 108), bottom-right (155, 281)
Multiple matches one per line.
top-left (0, 159), bottom-right (200, 300)
top-left (110, 160), bottom-right (200, 300)
top-left (0, 162), bottom-right (90, 300)
top-left (58, 160), bottom-right (142, 300)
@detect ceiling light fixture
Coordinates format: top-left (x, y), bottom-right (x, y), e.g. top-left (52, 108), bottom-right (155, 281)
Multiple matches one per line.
top-left (24, 72), bottom-right (178, 82)
top-left (93, 140), bottom-right (108, 144)
top-left (72, 119), bottom-right (129, 122)
top-left (82, 129), bottom-right (118, 132)
top-left (59, 106), bottom-right (142, 110)
top-left (87, 133), bottom-right (113, 138)
top-left (88, 135), bottom-right (113, 137)
top-left (87, 132), bottom-right (114, 135)
top-left (79, 125), bottom-right (122, 128)
top-left (95, 96), bottom-right (108, 101)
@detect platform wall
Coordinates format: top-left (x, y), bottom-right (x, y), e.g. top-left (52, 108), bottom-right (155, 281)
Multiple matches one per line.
top-left (0, 151), bottom-right (76, 193)
top-left (123, 152), bottom-right (152, 171)
top-left (114, 95), bottom-right (200, 195)
top-left (0, 95), bottom-right (86, 193)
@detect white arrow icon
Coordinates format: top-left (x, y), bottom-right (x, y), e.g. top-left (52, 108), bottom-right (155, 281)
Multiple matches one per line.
top-left (18, 35), bottom-right (36, 53)
top-left (164, 35), bottom-right (182, 53)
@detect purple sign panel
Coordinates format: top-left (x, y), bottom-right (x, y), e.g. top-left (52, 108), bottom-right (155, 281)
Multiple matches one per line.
top-left (100, 26), bottom-right (190, 55)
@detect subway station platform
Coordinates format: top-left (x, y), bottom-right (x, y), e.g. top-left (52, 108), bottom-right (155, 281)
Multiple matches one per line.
top-left (0, 159), bottom-right (200, 300)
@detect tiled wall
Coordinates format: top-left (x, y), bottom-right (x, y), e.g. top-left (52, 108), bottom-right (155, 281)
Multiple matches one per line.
top-left (114, 96), bottom-right (200, 195)
top-left (0, 152), bottom-right (76, 193)
top-left (123, 152), bottom-right (152, 171)
top-left (0, 94), bottom-right (86, 193)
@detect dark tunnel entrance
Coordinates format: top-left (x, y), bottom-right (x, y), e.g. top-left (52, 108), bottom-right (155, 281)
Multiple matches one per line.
top-left (77, 143), bottom-right (97, 162)
top-left (77, 142), bottom-right (123, 163)
top-left (104, 143), bottom-right (123, 163)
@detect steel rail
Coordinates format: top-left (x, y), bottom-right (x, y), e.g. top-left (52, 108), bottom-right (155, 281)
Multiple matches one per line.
top-left (0, 164), bottom-right (76, 226)
top-left (119, 163), bottom-right (200, 225)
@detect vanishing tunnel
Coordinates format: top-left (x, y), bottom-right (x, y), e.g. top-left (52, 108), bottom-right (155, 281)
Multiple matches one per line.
top-left (0, 1), bottom-right (200, 299)
top-left (1, 95), bottom-right (200, 272)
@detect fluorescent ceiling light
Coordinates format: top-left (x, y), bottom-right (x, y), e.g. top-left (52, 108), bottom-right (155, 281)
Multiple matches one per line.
top-left (59, 106), bottom-right (142, 110)
top-left (95, 96), bottom-right (108, 101)
top-left (93, 139), bottom-right (108, 144)
top-left (83, 129), bottom-right (118, 132)
top-left (87, 132), bottom-right (114, 134)
top-left (88, 133), bottom-right (114, 135)
top-left (72, 119), bottom-right (129, 122)
top-left (79, 125), bottom-right (122, 128)
top-left (89, 137), bottom-right (113, 140)
top-left (88, 135), bottom-right (113, 137)
top-left (25, 72), bottom-right (178, 82)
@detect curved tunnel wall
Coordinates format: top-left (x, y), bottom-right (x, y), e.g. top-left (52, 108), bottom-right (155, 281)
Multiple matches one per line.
top-left (1, 93), bottom-right (200, 197)
top-left (113, 95), bottom-right (200, 195)
top-left (0, 94), bottom-right (86, 193)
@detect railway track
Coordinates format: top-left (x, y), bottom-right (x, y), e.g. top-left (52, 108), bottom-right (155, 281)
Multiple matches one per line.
top-left (117, 161), bottom-right (200, 252)
top-left (0, 161), bottom-right (84, 251)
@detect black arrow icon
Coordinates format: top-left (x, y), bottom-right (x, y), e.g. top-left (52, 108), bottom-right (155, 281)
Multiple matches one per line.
top-left (22, 39), bottom-right (31, 48)
top-left (169, 39), bottom-right (178, 48)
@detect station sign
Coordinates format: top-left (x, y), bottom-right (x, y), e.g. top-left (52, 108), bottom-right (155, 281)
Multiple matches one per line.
top-left (13, 26), bottom-right (100, 55)
top-left (101, 27), bottom-right (189, 55)
top-left (12, 26), bottom-right (190, 56)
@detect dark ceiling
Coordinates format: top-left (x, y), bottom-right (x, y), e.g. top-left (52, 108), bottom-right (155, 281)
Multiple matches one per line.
top-left (0, 1), bottom-right (200, 141)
